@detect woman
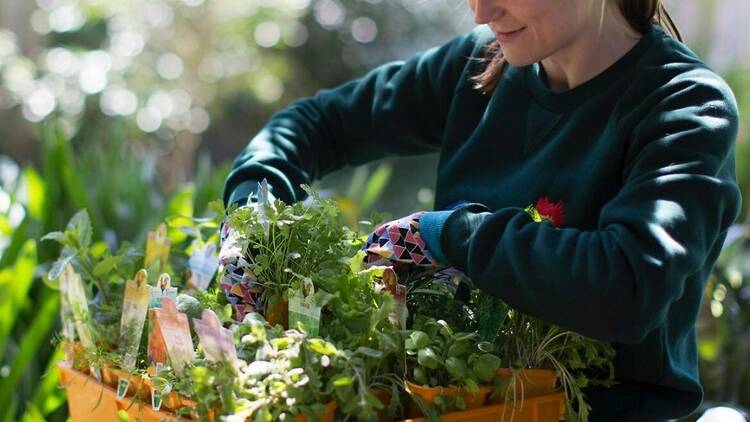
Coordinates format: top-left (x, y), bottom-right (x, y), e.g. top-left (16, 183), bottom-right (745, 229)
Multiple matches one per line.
top-left (221, 1), bottom-right (742, 420)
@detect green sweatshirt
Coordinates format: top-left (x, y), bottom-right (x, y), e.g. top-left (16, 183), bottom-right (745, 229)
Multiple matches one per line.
top-left (224, 24), bottom-right (742, 420)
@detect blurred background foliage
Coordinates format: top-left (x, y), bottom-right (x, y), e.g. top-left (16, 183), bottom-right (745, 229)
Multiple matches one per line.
top-left (0, 0), bottom-right (748, 420)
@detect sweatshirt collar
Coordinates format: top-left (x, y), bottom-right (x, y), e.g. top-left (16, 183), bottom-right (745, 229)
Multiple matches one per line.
top-left (524, 23), bottom-right (659, 112)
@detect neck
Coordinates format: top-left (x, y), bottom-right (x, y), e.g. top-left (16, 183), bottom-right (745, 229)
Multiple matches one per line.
top-left (540, 6), bottom-right (643, 92)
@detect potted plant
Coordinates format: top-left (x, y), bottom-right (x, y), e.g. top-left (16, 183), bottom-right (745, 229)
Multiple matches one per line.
top-left (222, 183), bottom-right (359, 327)
top-left (490, 309), bottom-right (616, 422)
top-left (404, 316), bottom-right (501, 418)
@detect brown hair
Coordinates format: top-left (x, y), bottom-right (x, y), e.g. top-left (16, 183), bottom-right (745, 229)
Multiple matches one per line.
top-left (470, 0), bottom-right (683, 95)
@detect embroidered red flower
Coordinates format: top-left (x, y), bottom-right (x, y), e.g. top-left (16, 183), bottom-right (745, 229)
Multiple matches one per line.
top-left (524, 196), bottom-right (565, 228)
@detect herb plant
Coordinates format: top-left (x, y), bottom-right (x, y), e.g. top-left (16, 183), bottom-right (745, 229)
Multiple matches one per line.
top-left (493, 309), bottom-right (616, 422)
top-left (406, 316), bottom-right (502, 415)
top-left (224, 185), bottom-right (359, 316)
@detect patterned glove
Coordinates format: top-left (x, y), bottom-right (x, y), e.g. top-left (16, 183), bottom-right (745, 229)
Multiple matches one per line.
top-left (219, 179), bottom-right (278, 321)
top-left (218, 211), bottom-right (264, 321)
top-left (361, 211), bottom-right (445, 271)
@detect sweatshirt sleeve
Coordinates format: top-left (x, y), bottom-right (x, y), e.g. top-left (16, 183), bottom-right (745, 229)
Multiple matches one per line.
top-left (421, 69), bottom-right (743, 345)
top-left (223, 29), bottom-right (485, 207)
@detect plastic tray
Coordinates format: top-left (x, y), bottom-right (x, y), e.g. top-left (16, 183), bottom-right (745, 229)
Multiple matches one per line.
top-left (58, 362), bottom-right (189, 422)
top-left (400, 391), bottom-right (565, 422)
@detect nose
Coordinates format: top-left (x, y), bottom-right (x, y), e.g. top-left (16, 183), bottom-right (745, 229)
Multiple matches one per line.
top-left (471, 0), bottom-right (502, 24)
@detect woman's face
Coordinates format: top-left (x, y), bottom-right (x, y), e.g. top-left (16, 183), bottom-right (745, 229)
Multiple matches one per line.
top-left (468, 0), bottom-right (601, 66)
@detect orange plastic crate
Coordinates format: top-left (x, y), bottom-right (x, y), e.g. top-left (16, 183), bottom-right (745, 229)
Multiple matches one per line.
top-left (400, 391), bottom-right (565, 422)
top-left (58, 362), bottom-right (189, 422)
top-left (115, 396), bottom-right (186, 422)
top-left (58, 362), bottom-right (122, 422)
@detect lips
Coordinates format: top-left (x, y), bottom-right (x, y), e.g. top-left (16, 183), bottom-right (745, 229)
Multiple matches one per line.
top-left (494, 27), bottom-right (525, 42)
top-left (497, 28), bottom-right (524, 35)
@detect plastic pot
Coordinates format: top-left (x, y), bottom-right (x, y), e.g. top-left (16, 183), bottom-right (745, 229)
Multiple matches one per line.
top-left (405, 380), bottom-right (492, 417)
top-left (265, 298), bottom-right (289, 328)
top-left (399, 391), bottom-right (565, 422)
top-left (488, 368), bottom-right (558, 405)
top-left (294, 400), bottom-right (338, 422)
top-left (372, 387), bottom-right (396, 422)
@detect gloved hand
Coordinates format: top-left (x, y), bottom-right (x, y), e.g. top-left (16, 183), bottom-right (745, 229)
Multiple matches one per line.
top-left (218, 207), bottom-right (264, 321)
top-left (361, 211), bottom-right (446, 271)
top-left (218, 179), bottom-right (275, 321)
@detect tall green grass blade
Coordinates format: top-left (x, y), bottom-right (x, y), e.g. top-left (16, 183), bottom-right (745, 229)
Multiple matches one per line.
top-left (0, 292), bottom-right (60, 421)
top-left (28, 347), bottom-right (66, 418)
top-left (0, 240), bottom-right (37, 363)
top-left (359, 164), bottom-right (392, 212)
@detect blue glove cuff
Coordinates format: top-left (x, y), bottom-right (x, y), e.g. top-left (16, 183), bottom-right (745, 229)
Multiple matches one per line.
top-left (419, 210), bottom-right (454, 265)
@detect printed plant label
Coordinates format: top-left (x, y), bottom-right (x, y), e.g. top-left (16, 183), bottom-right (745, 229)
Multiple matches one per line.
top-left (288, 279), bottom-right (321, 336)
top-left (120, 269), bottom-right (150, 371)
top-left (193, 309), bottom-right (237, 364)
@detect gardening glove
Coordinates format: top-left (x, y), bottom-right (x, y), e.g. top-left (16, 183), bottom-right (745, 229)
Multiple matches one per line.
top-left (218, 180), bottom-right (275, 321)
top-left (361, 211), bottom-right (446, 272)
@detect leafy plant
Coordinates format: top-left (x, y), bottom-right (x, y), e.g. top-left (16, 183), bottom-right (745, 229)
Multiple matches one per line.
top-left (223, 184), bottom-right (359, 316)
top-left (493, 309), bottom-right (616, 422)
top-left (405, 316), bottom-right (502, 414)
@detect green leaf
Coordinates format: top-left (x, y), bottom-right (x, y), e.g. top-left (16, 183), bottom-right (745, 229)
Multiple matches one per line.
top-left (417, 347), bottom-right (439, 370)
top-left (48, 247), bottom-right (75, 281)
top-left (28, 347), bottom-right (66, 417)
top-left (19, 403), bottom-right (45, 422)
top-left (455, 394), bottom-right (466, 411)
top-left (355, 347), bottom-right (383, 358)
top-left (165, 185), bottom-right (195, 244)
top-left (0, 240), bottom-right (37, 364)
top-left (471, 354), bottom-right (501, 382)
top-left (436, 320), bottom-right (453, 337)
top-left (377, 330), bottom-right (399, 354)
top-left (348, 250), bottom-right (366, 274)
top-left (22, 167), bottom-right (46, 221)
top-left (410, 331), bottom-right (431, 350)
top-left (447, 340), bottom-right (469, 358)
top-left (332, 375), bottom-right (353, 387)
top-left (40, 231), bottom-right (68, 245)
top-left (307, 338), bottom-right (337, 356)
top-left (413, 367), bottom-right (428, 386)
top-left (405, 338), bottom-right (416, 351)
top-left (445, 357), bottom-right (469, 381)
top-left (358, 164), bottom-right (392, 211)
top-left (463, 378), bottom-right (479, 394)
top-left (66, 209), bottom-right (92, 249)
top-left (0, 292), bottom-right (59, 416)
top-left (93, 255), bottom-right (124, 277)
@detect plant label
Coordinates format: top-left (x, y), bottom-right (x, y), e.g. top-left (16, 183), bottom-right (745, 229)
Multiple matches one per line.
top-left (60, 264), bottom-right (95, 350)
top-left (149, 273), bottom-right (177, 309)
top-left (288, 279), bottom-right (321, 336)
top-left (151, 389), bottom-right (163, 411)
top-left (117, 378), bottom-right (129, 400)
top-left (58, 272), bottom-right (77, 361)
top-left (120, 269), bottom-right (150, 371)
top-left (187, 243), bottom-right (218, 291)
top-left (148, 310), bottom-right (168, 367)
top-left (256, 179), bottom-right (273, 234)
top-left (193, 309), bottom-right (237, 364)
top-left (382, 267), bottom-right (407, 329)
top-left (145, 223), bottom-right (170, 269)
top-left (150, 297), bottom-right (194, 376)
top-left (90, 364), bottom-right (102, 382)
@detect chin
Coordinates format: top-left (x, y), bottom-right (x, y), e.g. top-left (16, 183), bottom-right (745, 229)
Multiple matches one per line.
top-left (501, 51), bottom-right (537, 67)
